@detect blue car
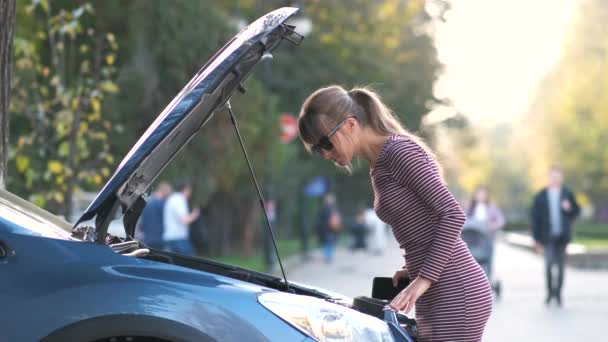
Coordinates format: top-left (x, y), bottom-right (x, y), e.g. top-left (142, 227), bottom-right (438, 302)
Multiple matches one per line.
top-left (0, 8), bottom-right (415, 342)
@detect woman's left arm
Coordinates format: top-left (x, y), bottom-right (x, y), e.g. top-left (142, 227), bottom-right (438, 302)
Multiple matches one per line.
top-left (387, 141), bottom-right (466, 283)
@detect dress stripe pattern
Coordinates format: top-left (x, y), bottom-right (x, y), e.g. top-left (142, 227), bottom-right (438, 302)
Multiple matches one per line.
top-left (371, 135), bottom-right (493, 342)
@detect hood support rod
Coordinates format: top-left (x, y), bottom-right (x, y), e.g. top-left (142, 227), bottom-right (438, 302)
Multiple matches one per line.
top-left (225, 100), bottom-right (291, 293)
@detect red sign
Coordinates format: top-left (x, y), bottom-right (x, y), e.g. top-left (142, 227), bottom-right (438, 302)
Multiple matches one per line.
top-left (279, 114), bottom-right (298, 143)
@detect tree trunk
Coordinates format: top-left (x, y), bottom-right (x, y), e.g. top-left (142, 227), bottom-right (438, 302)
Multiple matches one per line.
top-left (0, 0), bottom-right (16, 189)
top-left (62, 100), bottom-right (83, 221)
top-left (238, 196), bottom-right (259, 257)
top-left (206, 190), bottom-right (235, 256)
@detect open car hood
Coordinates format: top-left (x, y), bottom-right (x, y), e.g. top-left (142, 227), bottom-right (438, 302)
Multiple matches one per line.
top-left (74, 7), bottom-right (301, 242)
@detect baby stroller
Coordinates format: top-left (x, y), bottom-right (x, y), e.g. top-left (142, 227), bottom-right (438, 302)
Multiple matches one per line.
top-left (461, 219), bottom-right (502, 298)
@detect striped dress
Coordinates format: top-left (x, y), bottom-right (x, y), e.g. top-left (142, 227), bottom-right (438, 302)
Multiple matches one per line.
top-left (371, 135), bottom-right (493, 342)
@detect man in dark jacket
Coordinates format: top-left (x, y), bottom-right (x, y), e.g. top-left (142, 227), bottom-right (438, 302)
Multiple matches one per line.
top-left (139, 182), bottom-right (172, 249)
top-left (531, 166), bottom-right (580, 306)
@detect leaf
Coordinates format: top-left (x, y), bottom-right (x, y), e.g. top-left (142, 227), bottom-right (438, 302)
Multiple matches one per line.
top-left (16, 155), bottom-right (30, 173)
top-left (90, 98), bottom-right (101, 113)
top-left (31, 194), bottom-right (46, 208)
top-left (53, 191), bottom-right (64, 204)
top-left (40, 0), bottom-right (48, 12)
top-left (58, 141), bottom-right (69, 157)
top-left (88, 111), bottom-right (101, 122)
top-left (106, 33), bottom-right (116, 44)
top-left (25, 169), bottom-right (35, 188)
top-left (80, 60), bottom-right (90, 73)
top-left (55, 120), bottom-right (68, 137)
top-left (72, 7), bottom-right (84, 19)
top-left (106, 32), bottom-right (119, 50)
top-left (105, 54), bottom-right (115, 66)
top-left (50, 75), bottom-right (60, 87)
top-left (48, 160), bottom-right (63, 174)
top-left (100, 81), bottom-right (119, 93)
top-left (91, 131), bottom-right (107, 141)
top-left (79, 122), bottom-right (88, 134)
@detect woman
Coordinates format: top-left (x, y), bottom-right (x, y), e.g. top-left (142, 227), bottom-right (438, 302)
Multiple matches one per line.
top-left (297, 85), bottom-right (492, 341)
top-left (466, 186), bottom-right (506, 282)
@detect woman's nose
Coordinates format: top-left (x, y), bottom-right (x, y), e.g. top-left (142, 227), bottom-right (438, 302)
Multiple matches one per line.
top-left (321, 149), bottom-right (332, 159)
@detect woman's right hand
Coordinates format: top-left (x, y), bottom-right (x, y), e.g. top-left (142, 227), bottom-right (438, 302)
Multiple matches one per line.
top-left (392, 268), bottom-right (409, 287)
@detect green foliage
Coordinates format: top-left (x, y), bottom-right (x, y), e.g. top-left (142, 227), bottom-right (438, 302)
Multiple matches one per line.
top-left (8, 1), bottom-right (118, 218)
top-left (7, 0), bottom-right (445, 255)
top-left (233, 0), bottom-right (444, 216)
top-left (529, 0), bottom-right (608, 212)
top-left (573, 222), bottom-right (608, 239)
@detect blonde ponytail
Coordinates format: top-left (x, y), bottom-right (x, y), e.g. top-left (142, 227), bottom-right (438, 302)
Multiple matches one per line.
top-left (298, 85), bottom-right (444, 181)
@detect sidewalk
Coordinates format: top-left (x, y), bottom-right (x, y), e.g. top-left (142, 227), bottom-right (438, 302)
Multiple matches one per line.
top-left (283, 239), bottom-right (608, 341)
top-left (280, 244), bottom-right (404, 298)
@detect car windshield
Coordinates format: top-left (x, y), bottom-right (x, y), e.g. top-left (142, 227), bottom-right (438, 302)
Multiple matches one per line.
top-left (0, 189), bottom-right (74, 240)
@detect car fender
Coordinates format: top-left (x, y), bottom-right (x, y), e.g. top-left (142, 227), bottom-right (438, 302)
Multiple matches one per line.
top-left (10, 273), bottom-right (287, 341)
top-left (41, 314), bottom-right (214, 342)
top-left (1, 233), bottom-right (302, 341)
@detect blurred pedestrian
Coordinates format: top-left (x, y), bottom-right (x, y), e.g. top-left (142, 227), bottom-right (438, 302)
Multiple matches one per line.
top-left (138, 181), bottom-right (172, 249)
top-left (349, 206), bottom-right (368, 251)
top-left (317, 193), bottom-right (341, 264)
top-left (163, 181), bottom-right (200, 256)
top-left (189, 203), bottom-right (210, 255)
top-left (364, 207), bottom-right (388, 255)
top-left (298, 85), bottom-right (492, 341)
top-left (531, 165), bottom-right (580, 306)
top-left (465, 186), bottom-right (505, 286)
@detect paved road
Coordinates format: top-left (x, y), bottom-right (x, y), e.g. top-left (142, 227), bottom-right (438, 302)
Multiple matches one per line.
top-left (285, 239), bottom-right (608, 341)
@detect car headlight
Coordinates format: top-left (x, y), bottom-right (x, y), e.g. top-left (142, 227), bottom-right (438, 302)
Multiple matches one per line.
top-left (258, 292), bottom-right (395, 342)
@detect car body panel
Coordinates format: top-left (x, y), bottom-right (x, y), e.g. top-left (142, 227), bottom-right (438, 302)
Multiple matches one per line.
top-left (0, 187), bottom-right (73, 239)
top-left (0, 216), bottom-right (305, 341)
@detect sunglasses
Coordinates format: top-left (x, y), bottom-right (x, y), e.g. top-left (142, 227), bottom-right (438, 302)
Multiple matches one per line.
top-left (311, 117), bottom-right (351, 155)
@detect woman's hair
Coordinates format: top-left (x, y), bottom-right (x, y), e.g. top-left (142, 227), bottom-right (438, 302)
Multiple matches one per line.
top-left (297, 85), bottom-right (442, 177)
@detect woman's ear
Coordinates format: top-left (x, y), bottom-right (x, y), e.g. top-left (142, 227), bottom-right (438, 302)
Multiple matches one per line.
top-left (347, 116), bottom-right (358, 131)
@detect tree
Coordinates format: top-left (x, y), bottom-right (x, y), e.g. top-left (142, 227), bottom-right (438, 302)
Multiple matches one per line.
top-left (8, 1), bottom-right (118, 220)
top-left (0, 0), bottom-right (16, 189)
top-left (525, 0), bottom-right (608, 218)
top-left (92, 0), bottom-right (283, 256)
top-left (226, 0), bottom-right (446, 219)
top-left (4, 0), bottom-right (447, 256)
